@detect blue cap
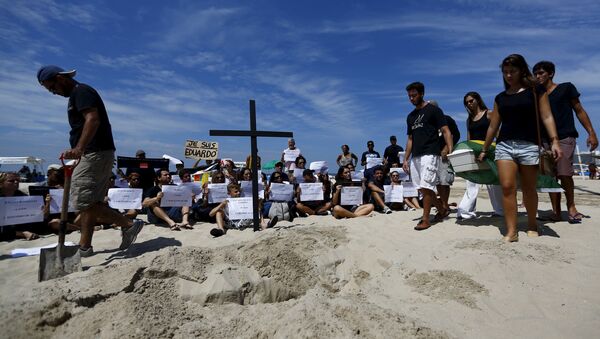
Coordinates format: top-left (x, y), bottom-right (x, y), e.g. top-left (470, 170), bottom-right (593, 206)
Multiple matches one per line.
top-left (37, 65), bottom-right (76, 83)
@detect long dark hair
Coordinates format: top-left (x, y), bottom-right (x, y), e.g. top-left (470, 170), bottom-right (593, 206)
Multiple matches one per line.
top-left (500, 54), bottom-right (536, 90)
top-left (463, 91), bottom-right (488, 117)
top-left (335, 166), bottom-right (350, 183)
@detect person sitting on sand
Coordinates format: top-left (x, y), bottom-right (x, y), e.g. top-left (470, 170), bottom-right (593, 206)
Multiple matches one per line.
top-left (192, 171), bottom-right (226, 223)
top-left (295, 169), bottom-right (332, 216)
top-left (0, 172), bottom-right (40, 241)
top-left (209, 183), bottom-right (278, 237)
top-left (331, 167), bottom-right (374, 219)
top-left (143, 168), bottom-right (192, 231)
top-left (367, 166), bottom-right (393, 214)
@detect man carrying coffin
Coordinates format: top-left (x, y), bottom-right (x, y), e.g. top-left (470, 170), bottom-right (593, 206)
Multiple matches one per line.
top-left (37, 65), bottom-right (143, 256)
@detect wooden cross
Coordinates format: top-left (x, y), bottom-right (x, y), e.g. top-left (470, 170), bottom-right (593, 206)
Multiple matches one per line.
top-left (210, 100), bottom-right (293, 231)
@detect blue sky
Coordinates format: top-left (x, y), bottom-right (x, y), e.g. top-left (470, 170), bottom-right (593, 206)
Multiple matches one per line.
top-left (2, 0), bottom-right (599, 172)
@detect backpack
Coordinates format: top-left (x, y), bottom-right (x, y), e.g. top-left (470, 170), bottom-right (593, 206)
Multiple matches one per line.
top-left (268, 201), bottom-right (291, 221)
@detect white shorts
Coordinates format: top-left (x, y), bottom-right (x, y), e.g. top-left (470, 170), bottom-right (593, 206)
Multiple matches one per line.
top-left (437, 160), bottom-right (454, 186)
top-left (410, 155), bottom-right (440, 192)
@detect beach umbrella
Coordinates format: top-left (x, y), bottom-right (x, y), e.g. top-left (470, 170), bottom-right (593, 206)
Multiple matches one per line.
top-left (262, 160), bottom-right (279, 170)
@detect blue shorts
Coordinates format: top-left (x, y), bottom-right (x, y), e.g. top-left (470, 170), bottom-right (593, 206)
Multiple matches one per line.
top-left (495, 140), bottom-right (539, 166)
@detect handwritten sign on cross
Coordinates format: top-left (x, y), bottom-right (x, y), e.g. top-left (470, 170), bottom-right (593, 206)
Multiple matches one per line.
top-left (210, 100), bottom-right (293, 231)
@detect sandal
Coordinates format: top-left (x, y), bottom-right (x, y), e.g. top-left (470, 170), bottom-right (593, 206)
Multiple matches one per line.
top-left (267, 216), bottom-right (278, 228)
top-left (170, 224), bottom-right (181, 231)
top-left (568, 212), bottom-right (583, 224)
top-left (502, 234), bottom-right (519, 243)
top-left (180, 223), bottom-right (194, 230)
top-left (433, 209), bottom-right (450, 222)
top-left (414, 219), bottom-right (431, 231)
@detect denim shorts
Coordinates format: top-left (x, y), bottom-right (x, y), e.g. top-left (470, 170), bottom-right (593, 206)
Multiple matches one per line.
top-left (494, 140), bottom-right (539, 165)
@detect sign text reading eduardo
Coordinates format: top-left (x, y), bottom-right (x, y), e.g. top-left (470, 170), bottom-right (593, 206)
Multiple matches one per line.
top-left (184, 140), bottom-right (219, 160)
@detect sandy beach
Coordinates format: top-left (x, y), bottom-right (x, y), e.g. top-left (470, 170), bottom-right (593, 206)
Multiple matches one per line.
top-left (1, 177), bottom-right (599, 338)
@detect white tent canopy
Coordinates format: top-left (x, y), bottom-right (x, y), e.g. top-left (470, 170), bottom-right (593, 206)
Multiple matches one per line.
top-left (0, 157), bottom-right (45, 165)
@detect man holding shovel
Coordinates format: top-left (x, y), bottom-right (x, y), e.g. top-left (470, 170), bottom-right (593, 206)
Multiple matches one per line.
top-left (38, 65), bottom-right (143, 257)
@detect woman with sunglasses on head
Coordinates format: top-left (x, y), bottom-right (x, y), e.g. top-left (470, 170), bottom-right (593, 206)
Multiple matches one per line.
top-left (478, 54), bottom-right (562, 242)
top-left (457, 92), bottom-right (504, 220)
top-left (331, 166), bottom-right (374, 219)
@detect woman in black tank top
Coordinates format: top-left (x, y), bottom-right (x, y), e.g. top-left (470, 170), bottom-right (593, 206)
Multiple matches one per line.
top-left (457, 92), bottom-right (504, 220)
top-left (464, 91), bottom-right (492, 141)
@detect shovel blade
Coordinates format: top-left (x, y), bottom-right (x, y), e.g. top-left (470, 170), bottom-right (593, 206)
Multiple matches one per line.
top-left (38, 245), bottom-right (82, 282)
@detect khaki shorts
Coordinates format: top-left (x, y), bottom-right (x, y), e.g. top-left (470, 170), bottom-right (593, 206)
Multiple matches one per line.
top-left (71, 150), bottom-right (114, 210)
top-left (437, 160), bottom-right (455, 186)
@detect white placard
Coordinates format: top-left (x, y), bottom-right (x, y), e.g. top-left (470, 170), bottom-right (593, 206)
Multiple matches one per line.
top-left (389, 167), bottom-right (410, 181)
top-left (179, 182), bottom-right (202, 196)
top-left (283, 148), bottom-right (301, 162)
top-left (402, 182), bottom-right (419, 197)
top-left (107, 188), bottom-right (143, 210)
top-left (227, 197), bottom-right (254, 220)
top-left (384, 185), bottom-right (404, 203)
top-left (398, 151), bottom-right (405, 164)
top-left (240, 181), bottom-right (265, 199)
top-left (293, 168), bottom-right (304, 183)
top-left (351, 170), bottom-right (364, 181)
top-left (160, 185), bottom-right (192, 207)
top-left (340, 186), bottom-right (363, 206)
top-left (49, 189), bottom-right (77, 214)
top-left (299, 182), bottom-right (324, 202)
top-left (269, 183), bottom-right (294, 201)
top-left (208, 183), bottom-right (229, 203)
top-left (0, 196), bottom-right (44, 226)
top-left (366, 157), bottom-right (383, 169)
top-left (11, 241), bottom-right (78, 257)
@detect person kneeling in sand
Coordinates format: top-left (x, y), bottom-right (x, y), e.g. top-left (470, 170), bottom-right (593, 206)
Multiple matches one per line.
top-left (331, 167), bottom-right (374, 219)
top-left (209, 183), bottom-right (278, 237)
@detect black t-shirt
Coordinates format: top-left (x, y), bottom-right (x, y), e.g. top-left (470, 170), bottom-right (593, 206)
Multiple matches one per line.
top-left (438, 115), bottom-right (460, 149)
top-left (68, 83), bottom-right (116, 152)
top-left (548, 82), bottom-right (580, 139)
top-left (144, 185), bottom-right (162, 200)
top-left (383, 144), bottom-right (404, 164)
top-left (468, 113), bottom-right (490, 141)
top-left (407, 103), bottom-right (447, 157)
top-left (495, 86), bottom-right (545, 144)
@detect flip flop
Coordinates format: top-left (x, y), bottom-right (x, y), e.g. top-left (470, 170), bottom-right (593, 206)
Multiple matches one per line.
top-left (568, 213), bottom-right (583, 224)
top-left (170, 224), bottom-right (181, 231)
top-left (433, 209), bottom-right (450, 223)
top-left (180, 223), bottom-right (194, 230)
top-left (414, 219), bottom-right (431, 231)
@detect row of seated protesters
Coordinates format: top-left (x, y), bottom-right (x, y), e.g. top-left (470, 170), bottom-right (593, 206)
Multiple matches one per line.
top-left (135, 156), bottom-right (423, 237)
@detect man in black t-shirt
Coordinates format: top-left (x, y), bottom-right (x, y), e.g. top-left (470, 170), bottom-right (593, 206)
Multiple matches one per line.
top-left (402, 82), bottom-right (454, 231)
top-left (361, 140), bottom-right (381, 168)
top-left (533, 61), bottom-right (598, 223)
top-left (383, 135), bottom-right (404, 168)
top-left (38, 65), bottom-right (143, 256)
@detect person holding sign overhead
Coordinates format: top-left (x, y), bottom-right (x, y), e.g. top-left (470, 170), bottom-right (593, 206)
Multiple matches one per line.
top-left (281, 138), bottom-right (302, 173)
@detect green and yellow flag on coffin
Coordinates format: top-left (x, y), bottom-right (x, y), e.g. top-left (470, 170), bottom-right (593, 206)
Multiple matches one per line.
top-left (449, 141), bottom-right (563, 192)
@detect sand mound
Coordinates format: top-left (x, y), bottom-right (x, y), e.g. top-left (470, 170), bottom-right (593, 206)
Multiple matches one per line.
top-left (0, 226), bottom-right (445, 338)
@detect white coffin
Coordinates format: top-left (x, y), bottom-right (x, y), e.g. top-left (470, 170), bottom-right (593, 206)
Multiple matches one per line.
top-left (448, 149), bottom-right (490, 172)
